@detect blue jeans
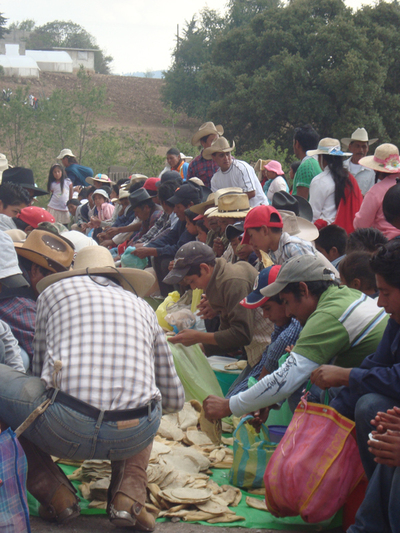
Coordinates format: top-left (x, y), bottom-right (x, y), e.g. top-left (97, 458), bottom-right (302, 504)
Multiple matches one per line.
top-left (348, 464), bottom-right (400, 533)
top-left (0, 364), bottom-right (161, 462)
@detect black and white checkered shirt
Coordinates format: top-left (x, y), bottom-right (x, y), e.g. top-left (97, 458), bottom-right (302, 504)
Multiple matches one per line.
top-left (33, 275), bottom-right (185, 413)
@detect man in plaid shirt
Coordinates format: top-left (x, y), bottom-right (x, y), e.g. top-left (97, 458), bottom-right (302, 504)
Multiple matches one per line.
top-left (186, 122), bottom-right (223, 187)
top-left (0, 247), bottom-right (184, 530)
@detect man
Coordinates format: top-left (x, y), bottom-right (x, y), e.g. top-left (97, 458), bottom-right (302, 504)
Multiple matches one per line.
top-left (203, 254), bottom-right (388, 422)
top-left (57, 148), bottom-right (93, 187)
top-left (341, 127), bottom-right (378, 196)
top-left (2, 167), bottom-right (48, 202)
top-left (166, 242), bottom-right (259, 357)
top-left (133, 182), bottom-right (201, 296)
top-left (203, 137), bottom-right (267, 207)
top-left (127, 188), bottom-right (163, 245)
top-left (292, 124), bottom-right (321, 199)
top-left (314, 224), bottom-right (347, 269)
top-left (0, 247), bottom-right (185, 528)
top-left (187, 121), bottom-right (223, 187)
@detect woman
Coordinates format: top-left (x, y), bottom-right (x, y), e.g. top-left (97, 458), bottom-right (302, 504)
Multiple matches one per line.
top-left (262, 160), bottom-right (289, 202)
top-left (164, 148), bottom-right (189, 180)
top-left (354, 143), bottom-right (400, 239)
top-left (308, 138), bottom-right (363, 233)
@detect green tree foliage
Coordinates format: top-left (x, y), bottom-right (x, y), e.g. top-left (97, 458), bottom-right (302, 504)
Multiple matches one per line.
top-left (25, 20), bottom-right (113, 74)
top-left (8, 19), bottom-right (36, 31)
top-left (163, 0), bottom-right (400, 154)
top-left (0, 11), bottom-right (8, 39)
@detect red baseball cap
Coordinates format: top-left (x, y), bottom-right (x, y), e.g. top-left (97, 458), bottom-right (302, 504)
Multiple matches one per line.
top-left (241, 205), bottom-right (283, 244)
top-left (143, 177), bottom-right (160, 193)
top-left (17, 206), bottom-right (55, 228)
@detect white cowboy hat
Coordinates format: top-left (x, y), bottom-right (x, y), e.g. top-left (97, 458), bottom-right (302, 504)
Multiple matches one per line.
top-left (204, 193), bottom-right (251, 219)
top-left (191, 122), bottom-right (224, 146)
top-left (203, 137), bottom-right (235, 160)
top-left (341, 128), bottom-right (378, 150)
top-left (56, 148), bottom-right (76, 160)
top-left (203, 187), bottom-right (243, 216)
top-left (279, 211), bottom-right (319, 242)
top-left (358, 143), bottom-right (400, 174)
top-left (307, 138), bottom-right (352, 157)
top-left (36, 246), bottom-right (155, 296)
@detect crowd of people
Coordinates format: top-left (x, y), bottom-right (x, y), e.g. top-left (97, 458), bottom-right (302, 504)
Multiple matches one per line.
top-left (0, 120), bottom-right (400, 532)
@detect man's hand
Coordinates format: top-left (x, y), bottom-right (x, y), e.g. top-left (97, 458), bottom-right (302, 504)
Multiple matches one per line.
top-left (133, 247), bottom-right (157, 258)
top-left (248, 407), bottom-right (270, 433)
top-left (167, 329), bottom-right (201, 347)
top-left (203, 395), bottom-right (231, 420)
top-left (371, 406), bottom-right (400, 434)
top-left (213, 237), bottom-right (225, 257)
top-left (310, 365), bottom-right (352, 389)
top-left (104, 227), bottom-right (120, 238)
top-left (197, 296), bottom-right (217, 320)
top-left (368, 430), bottom-right (400, 467)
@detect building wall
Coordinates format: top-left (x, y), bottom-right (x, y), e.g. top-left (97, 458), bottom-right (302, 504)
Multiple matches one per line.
top-left (66, 50), bottom-right (95, 72)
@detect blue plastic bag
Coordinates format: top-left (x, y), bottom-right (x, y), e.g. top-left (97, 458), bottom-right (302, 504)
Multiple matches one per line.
top-left (121, 246), bottom-right (148, 269)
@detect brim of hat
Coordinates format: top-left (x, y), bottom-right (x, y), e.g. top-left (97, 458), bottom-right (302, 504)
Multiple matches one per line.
top-left (162, 265), bottom-right (190, 285)
top-left (341, 137), bottom-right (378, 150)
top-left (0, 273), bottom-right (30, 289)
top-left (206, 208), bottom-right (250, 218)
top-left (225, 225), bottom-right (243, 241)
top-left (358, 155), bottom-right (400, 173)
top-left (36, 266), bottom-right (155, 296)
top-left (240, 292), bottom-right (269, 309)
top-left (202, 142), bottom-right (235, 161)
top-left (260, 278), bottom-right (289, 298)
top-left (292, 195), bottom-right (313, 222)
top-left (191, 125), bottom-right (224, 146)
top-left (281, 214), bottom-right (319, 241)
top-left (18, 184), bottom-right (48, 196)
top-left (189, 199), bottom-right (215, 215)
top-left (86, 177), bottom-right (110, 186)
top-left (306, 149), bottom-right (352, 157)
top-left (14, 245), bottom-right (69, 273)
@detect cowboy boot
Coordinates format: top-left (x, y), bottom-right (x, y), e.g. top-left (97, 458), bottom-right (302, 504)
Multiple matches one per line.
top-left (108, 443), bottom-right (155, 531)
top-left (19, 436), bottom-right (80, 524)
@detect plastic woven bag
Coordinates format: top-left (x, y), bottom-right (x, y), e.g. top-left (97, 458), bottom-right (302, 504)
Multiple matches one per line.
top-left (229, 415), bottom-right (277, 490)
top-left (264, 384), bottom-right (365, 523)
top-left (168, 343), bottom-right (223, 402)
top-left (0, 428), bottom-right (31, 533)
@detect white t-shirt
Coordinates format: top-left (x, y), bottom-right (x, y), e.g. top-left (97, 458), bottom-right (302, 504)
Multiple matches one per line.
top-left (48, 178), bottom-right (72, 212)
top-left (266, 176), bottom-right (288, 202)
top-left (211, 159), bottom-right (268, 207)
top-left (309, 167), bottom-right (337, 223)
top-left (344, 158), bottom-right (375, 196)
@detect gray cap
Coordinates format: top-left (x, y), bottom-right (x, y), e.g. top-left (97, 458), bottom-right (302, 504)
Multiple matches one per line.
top-left (260, 254), bottom-right (336, 298)
top-left (163, 242), bottom-right (215, 285)
top-left (0, 231), bottom-right (29, 288)
top-left (129, 188), bottom-right (152, 209)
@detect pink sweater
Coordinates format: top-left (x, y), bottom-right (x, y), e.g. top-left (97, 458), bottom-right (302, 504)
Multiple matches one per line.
top-left (353, 174), bottom-right (400, 239)
top-left (97, 202), bottom-right (115, 221)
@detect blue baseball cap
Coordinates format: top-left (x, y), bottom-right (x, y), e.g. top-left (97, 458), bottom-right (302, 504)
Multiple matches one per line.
top-left (240, 265), bottom-right (281, 308)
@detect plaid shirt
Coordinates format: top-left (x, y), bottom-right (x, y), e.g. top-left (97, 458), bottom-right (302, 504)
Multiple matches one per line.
top-left (0, 297), bottom-right (36, 360)
top-left (141, 211), bottom-right (170, 244)
top-left (33, 276), bottom-right (185, 412)
top-left (186, 151), bottom-right (219, 188)
top-left (129, 204), bottom-right (164, 244)
top-left (269, 232), bottom-right (316, 265)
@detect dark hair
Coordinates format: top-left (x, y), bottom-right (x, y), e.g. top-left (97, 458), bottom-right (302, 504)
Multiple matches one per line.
top-left (339, 252), bottom-right (377, 292)
top-left (78, 187), bottom-right (89, 200)
top-left (185, 259), bottom-right (216, 277)
top-left (200, 134), bottom-right (212, 144)
top-left (129, 179), bottom-right (146, 193)
top-left (65, 155), bottom-right (78, 164)
top-left (315, 225), bottom-right (347, 255)
top-left (66, 198), bottom-right (80, 207)
top-left (0, 182), bottom-right (30, 207)
top-left (167, 147), bottom-right (180, 157)
top-left (290, 161), bottom-right (301, 174)
top-left (158, 181), bottom-right (178, 203)
top-left (117, 178), bottom-right (130, 188)
top-left (101, 185), bottom-right (111, 197)
top-left (370, 239), bottom-right (400, 290)
top-left (18, 255), bottom-right (53, 278)
top-left (268, 293), bottom-right (282, 304)
top-left (185, 208), bottom-right (198, 223)
top-left (293, 124), bottom-right (319, 152)
top-left (321, 154), bottom-right (352, 208)
top-left (112, 184), bottom-right (119, 196)
top-left (346, 228), bottom-right (388, 254)
top-left (196, 220), bottom-right (208, 234)
top-left (382, 180), bottom-right (400, 224)
top-left (87, 186), bottom-right (96, 198)
top-left (281, 279), bottom-right (338, 300)
top-left (47, 164), bottom-right (68, 193)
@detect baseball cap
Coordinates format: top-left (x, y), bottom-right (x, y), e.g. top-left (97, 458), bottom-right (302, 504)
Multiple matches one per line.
top-left (240, 265), bottom-right (281, 308)
top-left (0, 231), bottom-right (29, 288)
top-left (143, 177), bottom-right (161, 196)
top-left (156, 171), bottom-right (182, 188)
top-left (163, 242), bottom-right (215, 285)
top-left (241, 205), bottom-right (283, 245)
top-left (17, 206), bottom-right (55, 228)
top-left (167, 183), bottom-right (202, 205)
top-left (260, 255), bottom-right (336, 298)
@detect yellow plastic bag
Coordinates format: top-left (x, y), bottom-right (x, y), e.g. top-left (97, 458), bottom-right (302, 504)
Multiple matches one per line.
top-left (155, 291), bottom-right (180, 331)
top-left (190, 289), bottom-right (203, 314)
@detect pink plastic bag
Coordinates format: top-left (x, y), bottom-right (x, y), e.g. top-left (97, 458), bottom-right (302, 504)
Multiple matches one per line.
top-left (264, 392), bottom-right (365, 523)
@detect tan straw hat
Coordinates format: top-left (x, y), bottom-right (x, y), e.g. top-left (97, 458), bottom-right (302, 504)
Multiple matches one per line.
top-left (279, 211), bottom-right (319, 242)
top-left (36, 246), bottom-right (155, 296)
top-left (14, 229), bottom-right (75, 273)
top-left (253, 159), bottom-right (272, 181)
top-left (341, 128), bottom-right (378, 151)
top-left (358, 143), bottom-right (400, 174)
top-left (86, 173), bottom-right (111, 186)
top-left (111, 189), bottom-right (130, 203)
top-left (204, 187), bottom-right (243, 216)
top-left (203, 137), bottom-right (235, 160)
top-left (191, 122), bottom-right (224, 146)
top-left (307, 138), bottom-right (351, 157)
top-left (205, 193), bottom-right (250, 218)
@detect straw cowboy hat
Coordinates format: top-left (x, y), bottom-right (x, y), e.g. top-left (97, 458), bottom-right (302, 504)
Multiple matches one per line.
top-left (358, 143), bottom-right (400, 174)
top-left (341, 128), bottom-right (378, 151)
top-left (36, 246), bottom-right (155, 296)
top-left (254, 159), bottom-right (271, 181)
top-left (203, 137), bottom-right (235, 160)
top-left (86, 173), bottom-right (112, 186)
top-left (191, 122), bottom-right (224, 146)
top-left (205, 193), bottom-right (251, 218)
top-left (111, 189), bottom-right (130, 203)
top-left (280, 210), bottom-right (319, 242)
top-left (188, 193), bottom-right (215, 215)
top-left (14, 229), bottom-right (75, 273)
top-left (307, 138), bottom-right (351, 157)
top-left (203, 187), bottom-right (243, 216)
top-left (56, 148), bottom-right (76, 160)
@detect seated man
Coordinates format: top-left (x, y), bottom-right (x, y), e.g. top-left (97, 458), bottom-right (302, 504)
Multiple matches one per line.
top-left (315, 224), bottom-right (347, 269)
top-left (203, 254), bottom-right (388, 423)
top-left (0, 247), bottom-right (185, 528)
top-left (0, 182), bottom-right (30, 230)
top-left (125, 188), bottom-right (163, 246)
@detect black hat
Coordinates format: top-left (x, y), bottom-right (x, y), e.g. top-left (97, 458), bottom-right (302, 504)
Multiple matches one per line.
top-left (156, 171), bottom-right (183, 188)
top-left (163, 242), bottom-right (215, 284)
top-left (2, 167), bottom-right (48, 197)
top-left (167, 183), bottom-right (202, 206)
top-left (225, 221), bottom-right (244, 241)
top-left (272, 191), bottom-right (313, 222)
top-left (129, 188), bottom-right (152, 209)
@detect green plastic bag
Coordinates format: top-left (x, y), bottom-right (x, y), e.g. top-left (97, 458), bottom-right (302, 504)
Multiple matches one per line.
top-left (168, 343), bottom-right (223, 402)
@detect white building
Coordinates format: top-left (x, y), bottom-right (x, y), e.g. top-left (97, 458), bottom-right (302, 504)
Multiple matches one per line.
top-left (54, 48), bottom-right (96, 72)
top-left (0, 44), bottom-right (39, 77)
top-left (25, 50), bottom-right (73, 73)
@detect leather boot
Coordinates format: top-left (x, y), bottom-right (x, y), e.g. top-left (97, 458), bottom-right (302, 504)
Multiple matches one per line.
top-left (108, 443), bottom-right (155, 531)
top-left (19, 436), bottom-right (80, 523)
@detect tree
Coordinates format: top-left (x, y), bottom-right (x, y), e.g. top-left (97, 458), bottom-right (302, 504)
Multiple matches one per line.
top-left (0, 11), bottom-right (8, 39)
top-left (8, 19), bottom-right (36, 31)
top-left (25, 20), bottom-right (113, 74)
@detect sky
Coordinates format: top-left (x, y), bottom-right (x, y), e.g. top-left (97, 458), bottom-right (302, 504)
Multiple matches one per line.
top-left (2, 0), bottom-right (374, 75)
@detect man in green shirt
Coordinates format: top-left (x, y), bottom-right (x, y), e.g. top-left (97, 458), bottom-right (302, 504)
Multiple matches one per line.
top-left (292, 124), bottom-right (322, 199)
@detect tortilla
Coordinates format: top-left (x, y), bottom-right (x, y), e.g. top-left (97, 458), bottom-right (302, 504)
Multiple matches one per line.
top-left (245, 495), bottom-right (268, 511)
top-left (199, 407), bottom-right (222, 445)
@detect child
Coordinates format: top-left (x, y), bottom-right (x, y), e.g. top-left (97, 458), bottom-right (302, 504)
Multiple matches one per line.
top-left (225, 222), bottom-right (257, 265)
top-left (47, 164), bottom-right (73, 225)
top-left (0, 182), bottom-right (30, 218)
top-left (262, 160), bottom-right (289, 202)
top-left (89, 189), bottom-right (114, 227)
top-left (339, 251), bottom-right (378, 298)
top-left (185, 208), bottom-right (199, 237)
top-left (195, 218), bottom-right (209, 243)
